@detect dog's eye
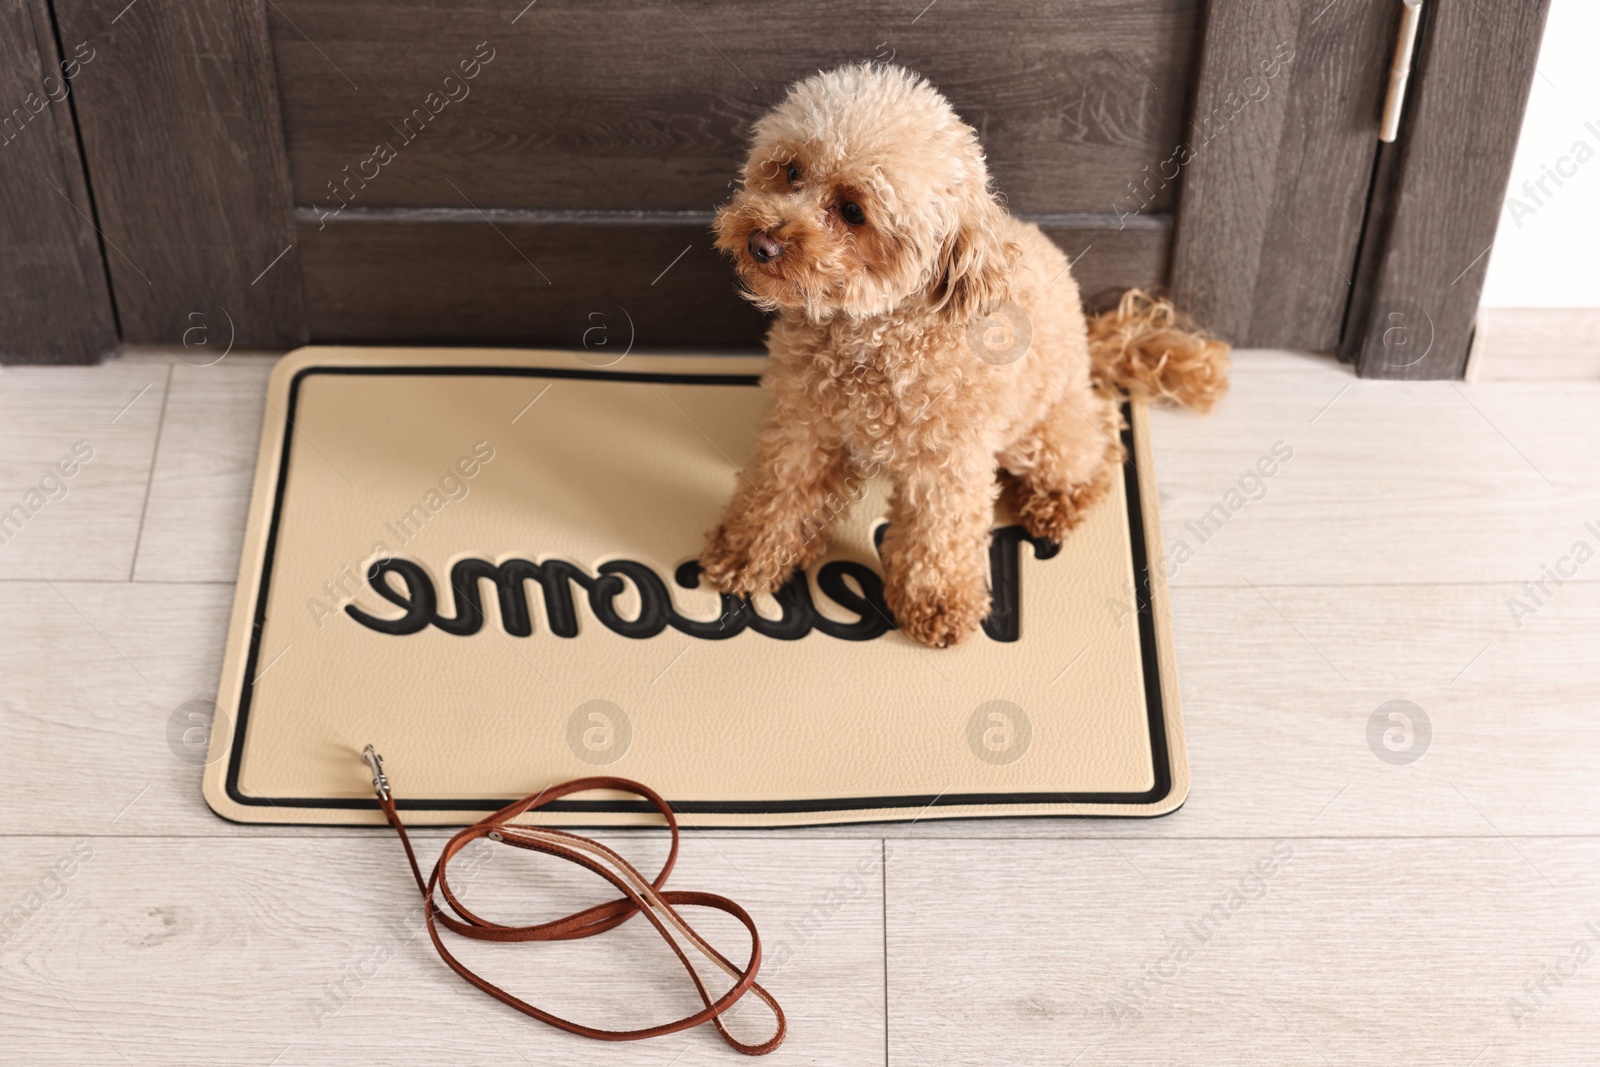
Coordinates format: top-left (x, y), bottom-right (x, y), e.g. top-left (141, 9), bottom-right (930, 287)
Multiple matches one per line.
top-left (840, 201), bottom-right (866, 226)
top-left (786, 162), bottom-right (800, 185)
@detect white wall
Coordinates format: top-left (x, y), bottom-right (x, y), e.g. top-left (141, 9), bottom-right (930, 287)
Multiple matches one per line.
top-left (1479, 0), bottom-right (1600, 308)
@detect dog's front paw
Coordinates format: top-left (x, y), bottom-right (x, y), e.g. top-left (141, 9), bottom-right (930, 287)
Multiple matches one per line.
top-left (700, 522), bottom-right (792, 599)
top-left (885, 574), bottom-right (991, 649)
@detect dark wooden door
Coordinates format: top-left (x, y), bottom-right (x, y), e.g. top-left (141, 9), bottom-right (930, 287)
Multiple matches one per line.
top-left (4, 1), bottom-right (1551, 377)
top-left (0, 0), bottom-right (115, 362)
top-left (275, 0), bottom-right (1203, 349)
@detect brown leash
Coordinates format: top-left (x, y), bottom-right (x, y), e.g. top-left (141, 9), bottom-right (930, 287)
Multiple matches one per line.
top-left (361, 746), bottom-right (786, 1055)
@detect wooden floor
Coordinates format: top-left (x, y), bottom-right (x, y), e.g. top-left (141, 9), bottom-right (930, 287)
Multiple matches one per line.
top-left (3, 348), bottom-right (1598, 1065)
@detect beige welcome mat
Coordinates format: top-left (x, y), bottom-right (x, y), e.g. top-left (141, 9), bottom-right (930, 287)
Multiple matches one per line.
top-left (204, 347), bottom-right (1187, 826)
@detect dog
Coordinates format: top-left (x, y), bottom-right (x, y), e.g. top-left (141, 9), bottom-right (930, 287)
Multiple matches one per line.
top-left (701, 63), bottom-right (1227, 647)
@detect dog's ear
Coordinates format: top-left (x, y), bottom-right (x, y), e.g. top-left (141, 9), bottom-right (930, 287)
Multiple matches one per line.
top-left (931, 191), bottom-right (1017, 323)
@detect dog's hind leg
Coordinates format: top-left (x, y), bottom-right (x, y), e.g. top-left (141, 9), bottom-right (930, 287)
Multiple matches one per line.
top-left (998, 382), bottom-right (1124, 545)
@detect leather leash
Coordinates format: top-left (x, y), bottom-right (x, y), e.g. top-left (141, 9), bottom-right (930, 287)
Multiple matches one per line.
top-left (361, 746), bottom-right (786, 1055)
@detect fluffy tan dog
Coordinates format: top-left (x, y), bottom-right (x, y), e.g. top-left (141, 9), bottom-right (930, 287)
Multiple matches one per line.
top-left (701, 63), bottom-right (1227, 647)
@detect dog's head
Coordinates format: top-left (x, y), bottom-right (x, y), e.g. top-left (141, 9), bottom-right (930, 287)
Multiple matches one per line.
top-left (714, 63), bottom-right (1015, 323)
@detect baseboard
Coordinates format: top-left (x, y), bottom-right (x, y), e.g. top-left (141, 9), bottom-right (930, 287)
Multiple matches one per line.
top-left (1467, 308), bottom-right (1600, 382)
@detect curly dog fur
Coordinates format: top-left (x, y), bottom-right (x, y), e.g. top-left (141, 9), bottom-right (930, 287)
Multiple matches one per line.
top-left (701, 63), bottom-right (1228, 647)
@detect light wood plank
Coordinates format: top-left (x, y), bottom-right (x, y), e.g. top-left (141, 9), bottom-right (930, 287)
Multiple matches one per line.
top-left (6, 576), bottom-right (1598, 841)
top-left (886, 837), bottom-right (1600, 1065)
top-left (1160, 580), bottom-right (1600, 841)
top-left (1148, 350), bottom-right (1600, 587)
top-left (0, 835), bottom-right (885, 1065)
top-left (0, 580), bottom-right (233, 835)
top-left (134, 356), bottom-right (276, 582)
top-left (0, 363), bottom-right (168, 579)
top-left (773, 578), bottom-right (1600, 840)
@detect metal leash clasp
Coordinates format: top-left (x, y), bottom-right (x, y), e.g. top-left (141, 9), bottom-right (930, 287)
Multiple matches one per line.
top-left (362, 744), bottom-right (391, 801)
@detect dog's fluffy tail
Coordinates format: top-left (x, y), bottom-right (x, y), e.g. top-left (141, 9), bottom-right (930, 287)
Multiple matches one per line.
top-left (1086, 289), bottom-right (1230, 413)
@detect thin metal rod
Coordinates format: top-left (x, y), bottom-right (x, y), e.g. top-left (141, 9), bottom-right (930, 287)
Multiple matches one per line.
top-left (1381, 0), bottom-right (1425, 143)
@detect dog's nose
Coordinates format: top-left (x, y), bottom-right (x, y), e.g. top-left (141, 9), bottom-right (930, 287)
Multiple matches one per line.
top-left (747, 230), bottom-right (782, 263)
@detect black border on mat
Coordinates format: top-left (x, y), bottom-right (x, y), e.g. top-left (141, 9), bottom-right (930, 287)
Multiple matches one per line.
top-left (223, 363), bottom-right (1174, 820)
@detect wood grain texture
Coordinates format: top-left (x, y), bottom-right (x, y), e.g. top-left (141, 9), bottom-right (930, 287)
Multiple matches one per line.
top-left (0, 0), bottom-right (116, 364)
top-left (1162, 581), bottom-right (1600, 842)
top-left (0, 579), bottom-right (242, 836)
top-left (0, 835), bottom-right (886, 1065)
top-left (1345, 0), bottom-right (1554, 380)
top-left (11, 572), bottom-right (1600, 842)
top-left (1167, 0), bottom-right (1393, 349)
top-left (1144, 350), bottom-right (1599, 587)
top-left (269, 0), bottom-right (1199, 215)
top-left (887, 838), bottom-right (1600, 1065)
top-left (295, 210), bottom-right (1169, 347)
top-left (673, 577), bottom-right (1600, 843)
top-left (132, 357), bottom-right (276, 582)
top-left (0, 362), bottom-right (167, 579)
top-left (50, 0), bottom-right (304, 347)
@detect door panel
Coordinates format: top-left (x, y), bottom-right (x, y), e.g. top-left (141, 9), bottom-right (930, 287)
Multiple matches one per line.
top-left (269, 0), bottom-right (1200, 214)
top-left (1168, 0), bottom-right (1398, 351)
top-left (268, 0), bottom-right (1202, 347)
top-left (296, 210), bottom-right (1170, 347)
top-left (51, 0), bottom-right (304, 349)
top-left (0, 0), bottom-right (115, 363)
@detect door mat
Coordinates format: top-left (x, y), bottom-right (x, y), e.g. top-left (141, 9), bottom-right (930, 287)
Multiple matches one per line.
top-left (204, 347), bottom-right (1187, 826)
